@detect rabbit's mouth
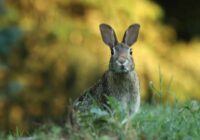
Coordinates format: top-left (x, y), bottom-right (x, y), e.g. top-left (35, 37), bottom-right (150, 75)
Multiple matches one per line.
top-left (113, 65), bottom-right (129, 73)
top-left (109, 66), bottom-right (129, 73)
top-left (109, 62), bottom-right (133, 73)
top-left (120, 65), bottom-right (128, 72)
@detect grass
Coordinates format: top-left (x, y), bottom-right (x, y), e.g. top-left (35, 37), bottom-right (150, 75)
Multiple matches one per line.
top-left (3, 99), bottom-right (200, 140)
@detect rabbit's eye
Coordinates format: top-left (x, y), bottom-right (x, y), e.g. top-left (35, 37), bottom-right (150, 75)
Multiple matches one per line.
top-left (130, 49), bottom-right (132, 55)
top-left (111, 48), bottom-right (114, 55)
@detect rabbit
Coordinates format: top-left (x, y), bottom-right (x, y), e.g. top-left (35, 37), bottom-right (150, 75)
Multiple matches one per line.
top-left (73, 23), bottom-right (140, 115)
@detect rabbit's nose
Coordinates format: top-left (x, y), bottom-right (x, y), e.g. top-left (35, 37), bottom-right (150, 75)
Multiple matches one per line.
top-left (116, 58), bottom-right (128, 66)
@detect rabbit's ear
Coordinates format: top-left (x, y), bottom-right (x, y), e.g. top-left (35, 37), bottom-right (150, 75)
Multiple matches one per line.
top-left (99, 24), bottom-right (118, 48)
top-left (122, 24), bottom-right (140, 46)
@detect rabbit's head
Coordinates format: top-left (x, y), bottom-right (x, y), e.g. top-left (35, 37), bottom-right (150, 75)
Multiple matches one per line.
top-left (99, 23), bottom-right (140, 73)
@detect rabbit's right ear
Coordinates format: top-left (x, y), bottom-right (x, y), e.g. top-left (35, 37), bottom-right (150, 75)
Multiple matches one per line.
top-left (122, 24), bottom-right (140, 46)
top-left (99, 24), bottom-right (118, 48)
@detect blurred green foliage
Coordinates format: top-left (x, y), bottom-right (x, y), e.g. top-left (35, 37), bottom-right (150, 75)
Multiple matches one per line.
top-left (0, 0), bottom-right (199, 132)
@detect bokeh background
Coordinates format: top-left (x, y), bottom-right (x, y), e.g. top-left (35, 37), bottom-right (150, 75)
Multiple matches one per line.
top-left (0, 0), bottom-right (199, 133)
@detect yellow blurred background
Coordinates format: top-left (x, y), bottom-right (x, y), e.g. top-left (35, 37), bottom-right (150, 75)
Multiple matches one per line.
top-left (0, 0), bottom-right (199, 132)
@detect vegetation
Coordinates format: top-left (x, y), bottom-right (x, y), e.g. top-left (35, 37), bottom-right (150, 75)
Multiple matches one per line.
top-left (3, 99), bottom-right (200, 140)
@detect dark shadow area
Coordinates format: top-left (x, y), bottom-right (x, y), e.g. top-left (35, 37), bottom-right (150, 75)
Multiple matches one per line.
top-left (155, 0), bottom-right (200, 41)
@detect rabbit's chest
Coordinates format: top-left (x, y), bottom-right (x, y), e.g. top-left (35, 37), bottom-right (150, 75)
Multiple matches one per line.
top-left (108, 84), bottom-right (138, 111)
top-left (110, 86), bottom-right (133, 109)
top-left (104, 71), bottom-right (139, 107)
top-left (109, 80), bottom-right (134, 100)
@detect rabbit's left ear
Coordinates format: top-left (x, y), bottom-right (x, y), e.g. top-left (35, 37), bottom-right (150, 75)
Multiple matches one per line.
top-left (122, 24), bottom-right (140, 46)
